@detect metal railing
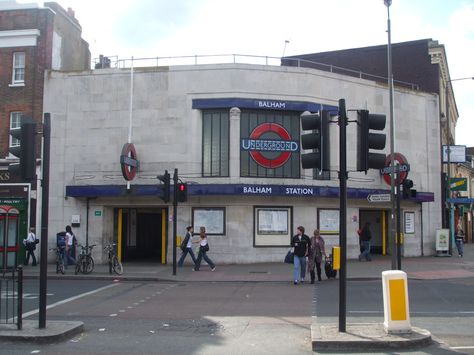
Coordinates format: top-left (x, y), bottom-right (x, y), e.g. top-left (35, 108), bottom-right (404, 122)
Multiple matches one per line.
top-left (0, 267), bottom-right (23, 330)
top-left (92, 54), bottom-right (419, 91)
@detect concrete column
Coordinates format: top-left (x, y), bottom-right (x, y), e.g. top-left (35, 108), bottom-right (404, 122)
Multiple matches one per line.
top-left (229, 107), bottom-right (241, 178)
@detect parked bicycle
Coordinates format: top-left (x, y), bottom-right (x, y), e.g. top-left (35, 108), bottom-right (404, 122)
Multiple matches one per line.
top-left (50, 247), bottom-right (65, 274)
top-left (75, 244), bottom-right (96, 275)
top-left (104, 243), bottom-right (123, 275)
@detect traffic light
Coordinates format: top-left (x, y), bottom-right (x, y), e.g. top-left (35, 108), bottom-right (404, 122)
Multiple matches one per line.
top-left (8, 119), bottom-right (36, 180)
top-left (157, 170), bottom-right (170, 202)
top-left (300, 110), bottom-right (330, 171)
top-left (356, 110), bottom-right (386, 172)
top-left (177, 182), bottom-right (187, 202)
top-left (402, 179), bottom-right (416, 198)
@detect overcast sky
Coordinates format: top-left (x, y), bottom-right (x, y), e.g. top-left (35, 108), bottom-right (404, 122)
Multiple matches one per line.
top-left (20, 0), bottom-right (474, 147)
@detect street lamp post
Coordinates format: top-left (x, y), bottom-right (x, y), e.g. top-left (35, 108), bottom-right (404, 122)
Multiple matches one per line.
top-left (444, 76), bottom-right (474, 255)
top-left (384, 0), bottom-right (397, 269)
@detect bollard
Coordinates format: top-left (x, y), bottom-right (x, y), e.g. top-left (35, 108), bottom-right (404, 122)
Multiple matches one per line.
top-left (382, 270), bottom-right (411, 333)
top-left (332, 246), bottom-right (340, 270)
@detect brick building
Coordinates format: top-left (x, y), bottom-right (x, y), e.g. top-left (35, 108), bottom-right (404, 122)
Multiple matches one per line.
top-left (0, 0), bottom-right (89, 266)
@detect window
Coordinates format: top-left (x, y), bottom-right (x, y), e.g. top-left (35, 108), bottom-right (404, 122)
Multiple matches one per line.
top-left (202, 110), bottom-right (229, 177)
top-left (192, 207), bottom-right (225, 235)
top-left (254, 206), bottom-right (292, 247)
top-left (12, 52), bottom-right (25, 85)
top-left (9, 112), bottom-right (22, 153)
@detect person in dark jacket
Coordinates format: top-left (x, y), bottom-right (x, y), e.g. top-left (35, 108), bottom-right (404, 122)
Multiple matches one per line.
top-left (358, 222), bottom-right (372, 261)
top-left (178, 226), bottom-right (197, 267)
top-left (455, 223), bottom-right (465, 257)
top-left (291, 226), bottom-right (310, 285)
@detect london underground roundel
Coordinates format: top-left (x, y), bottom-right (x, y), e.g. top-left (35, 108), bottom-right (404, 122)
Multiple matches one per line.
top-left (381, 153), bottom-right (410, 186)
top-left (120, 143), bottom-right (140, 181)
top-left (241, 123), bottom-right (299, 169)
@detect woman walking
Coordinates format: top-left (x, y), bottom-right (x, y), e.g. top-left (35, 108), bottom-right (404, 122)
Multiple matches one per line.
top-left (178, 226), bottom-right (197, 267)
top-left (308, 229), bottom-right (326, 283)
top-left (193, 226), bottom-right (216, 271)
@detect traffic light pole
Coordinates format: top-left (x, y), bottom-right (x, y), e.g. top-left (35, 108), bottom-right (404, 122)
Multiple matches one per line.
top-left (396, 168), bottom-right (402, 270)
top-left (338, 99), bottom-right (348, 333)
top-left (39, 113), bottom-right (51, 329)
top-left (172, 168), bottom-right (178, 276)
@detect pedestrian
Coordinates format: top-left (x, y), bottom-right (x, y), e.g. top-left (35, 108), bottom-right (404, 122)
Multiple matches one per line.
top-left (308, 229), bottom-right (326, 283)
top-left (192, 226), bottom-right (216, 271)
top-left (178, 226), bottom-right (197, 267)
top-left (65, 225), bottom-right (76, 267)
top-left (291, 226), bottom-right (310, 285)
top-left (358, 222), bottom-right (372, 261)
top-left (455, 223), bottom-right (465, 257)
top-left (23, 227), bottom-right (38, 266)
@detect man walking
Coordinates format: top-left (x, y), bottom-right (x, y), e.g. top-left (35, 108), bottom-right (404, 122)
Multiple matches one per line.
top-left (358, 222), bottom-right (372, 261)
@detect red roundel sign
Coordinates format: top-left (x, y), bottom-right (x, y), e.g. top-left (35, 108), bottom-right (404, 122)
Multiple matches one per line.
top-left (242, 123), bottom-right (299, 169)
top-left (120, 143), bottom-right (139, 181)
top-left (381, 153), bottom-right (410, 186)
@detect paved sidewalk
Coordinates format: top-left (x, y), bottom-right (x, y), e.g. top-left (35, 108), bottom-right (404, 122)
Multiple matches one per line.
top-left (5, 243), bottom-right (473, 349)
top-left (20, 243), bottom-right (474, 282)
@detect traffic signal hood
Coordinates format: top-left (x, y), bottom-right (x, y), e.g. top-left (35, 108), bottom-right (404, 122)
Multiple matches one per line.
top-left (402, 179), bottom-right (417, 198)
top-left (300, 110), bottom-right (330, 171)
top-left (177, 182), bottom-right (187, 202)
top-left (157, 170), bottom-right (171, 203)
top-left (356, 110), bottom-right (387, 172)
top-left (8, 119), bottom-right (36, 180)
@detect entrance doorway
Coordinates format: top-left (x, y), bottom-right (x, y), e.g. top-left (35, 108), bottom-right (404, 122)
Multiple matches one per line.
top-left (115, 208), bottom-right (167, 263)
top-left (359, 209), bottom-right (387, 255)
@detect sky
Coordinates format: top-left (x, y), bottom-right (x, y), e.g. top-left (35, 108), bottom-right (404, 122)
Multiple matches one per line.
top-left (18, 0), bottom-right (474, 147)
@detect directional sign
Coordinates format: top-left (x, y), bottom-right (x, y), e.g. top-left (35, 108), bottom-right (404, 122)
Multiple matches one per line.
top-left (367, 194), bottom-right (391, 203)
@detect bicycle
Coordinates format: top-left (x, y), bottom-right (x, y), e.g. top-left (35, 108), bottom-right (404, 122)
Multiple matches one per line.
top-left (104, 243), bottom-right (123, 275)
top-left (50, 247), bottom-right (65, 274)
top-left (75, 244), bottom-right (96, 275)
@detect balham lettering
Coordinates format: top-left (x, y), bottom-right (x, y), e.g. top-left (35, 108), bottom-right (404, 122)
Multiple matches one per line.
top-left (243, 186), bottom-right (272, 194)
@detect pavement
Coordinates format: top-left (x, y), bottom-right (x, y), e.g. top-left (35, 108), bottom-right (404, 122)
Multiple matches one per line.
top-left (2, 243), bottom-right (473, 351)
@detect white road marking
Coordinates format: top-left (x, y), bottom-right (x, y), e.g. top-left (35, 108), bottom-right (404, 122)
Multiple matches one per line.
top-left (349, 310), bottom-right (474, 315)
top-left (452, 346), bottom-right (474, 350)
top-left (21, 283), bottom-right (119, 319)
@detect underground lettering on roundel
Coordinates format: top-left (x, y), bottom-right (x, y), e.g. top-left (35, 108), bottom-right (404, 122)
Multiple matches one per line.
top-left (243, 186), bottom-right (272, 194)
top-left (285, 187), bottom-right (314, 195)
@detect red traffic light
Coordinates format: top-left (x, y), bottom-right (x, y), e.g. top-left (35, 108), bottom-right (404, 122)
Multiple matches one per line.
top-left (177, 182), bottom-right (187, 202)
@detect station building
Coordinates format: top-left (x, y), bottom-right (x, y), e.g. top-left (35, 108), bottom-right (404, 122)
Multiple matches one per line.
top-left (43, 60), bottom-right (441, 264)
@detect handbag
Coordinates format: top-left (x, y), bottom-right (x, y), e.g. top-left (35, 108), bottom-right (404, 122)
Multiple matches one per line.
top-left (284, 250), bottom-right (294, 264)
top-left (200, 244), bottom-right (209, 252)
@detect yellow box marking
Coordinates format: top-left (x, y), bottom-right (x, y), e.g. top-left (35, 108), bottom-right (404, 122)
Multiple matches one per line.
top-left (389, 279), bottom-right (407, 321)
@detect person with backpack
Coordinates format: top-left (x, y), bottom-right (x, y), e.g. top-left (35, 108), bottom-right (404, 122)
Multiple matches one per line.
top-left (23, 227), bottom-right (38, 266)
top-left (65, 225), bottom-right (76, 267)
top-left (178, 226), bottom-right (197, 267)
top-left (192, 226), bottom-right (215, 271)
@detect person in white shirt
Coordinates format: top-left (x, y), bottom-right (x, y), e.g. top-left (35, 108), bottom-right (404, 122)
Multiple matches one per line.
top-left (192, 226), bottom-right (215, 271)
top-left (65, 225), bottom-right (76, 267)
top-left (23, 227), bottom-right (37, 266)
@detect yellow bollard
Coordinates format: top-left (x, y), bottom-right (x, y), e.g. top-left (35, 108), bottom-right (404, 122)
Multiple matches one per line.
top-left (382, 270), bottom-right (411, 333)
top-left (176, 235), bottom-right (182, 247)
top-left (332, 246), bottom-right (340, 270)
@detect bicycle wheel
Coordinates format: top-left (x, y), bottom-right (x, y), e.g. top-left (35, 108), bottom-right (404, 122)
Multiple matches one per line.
top-left (75, 258), bottom-right (81, 275)
top-left (112, 256), bottom-right (123, 275)
top-left (83, 255), bottom-right (94, 274)
top-left (59, 258), bottom-right (65, 275)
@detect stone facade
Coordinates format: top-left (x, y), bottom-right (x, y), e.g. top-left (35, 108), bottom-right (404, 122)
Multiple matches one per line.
top-left (43, 63), bottom-right (441, 264)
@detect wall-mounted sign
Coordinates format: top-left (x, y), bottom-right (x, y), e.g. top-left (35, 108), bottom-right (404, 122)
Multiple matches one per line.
top-left (404, 211), bottom-right (415, 234)
top-left (241, 123), bottom-right (299, 169)
top-left (442, 145), bottom-right (466, 163)
top-left (94, 210), bottom-right (102, 217)
top-left (449, 178), bottom-right (467, 191)
top-left (120, 143), bottom-right (139, 181)
top-left (381, 153), bottom-right (410, 186)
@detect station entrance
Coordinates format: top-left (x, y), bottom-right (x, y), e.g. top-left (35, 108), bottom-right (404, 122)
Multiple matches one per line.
top-left (114, 208), bottom-right (167, 263)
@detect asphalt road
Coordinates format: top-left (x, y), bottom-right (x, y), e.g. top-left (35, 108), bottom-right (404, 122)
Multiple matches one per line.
top-left (1, 278), bottom-right (473, 354)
